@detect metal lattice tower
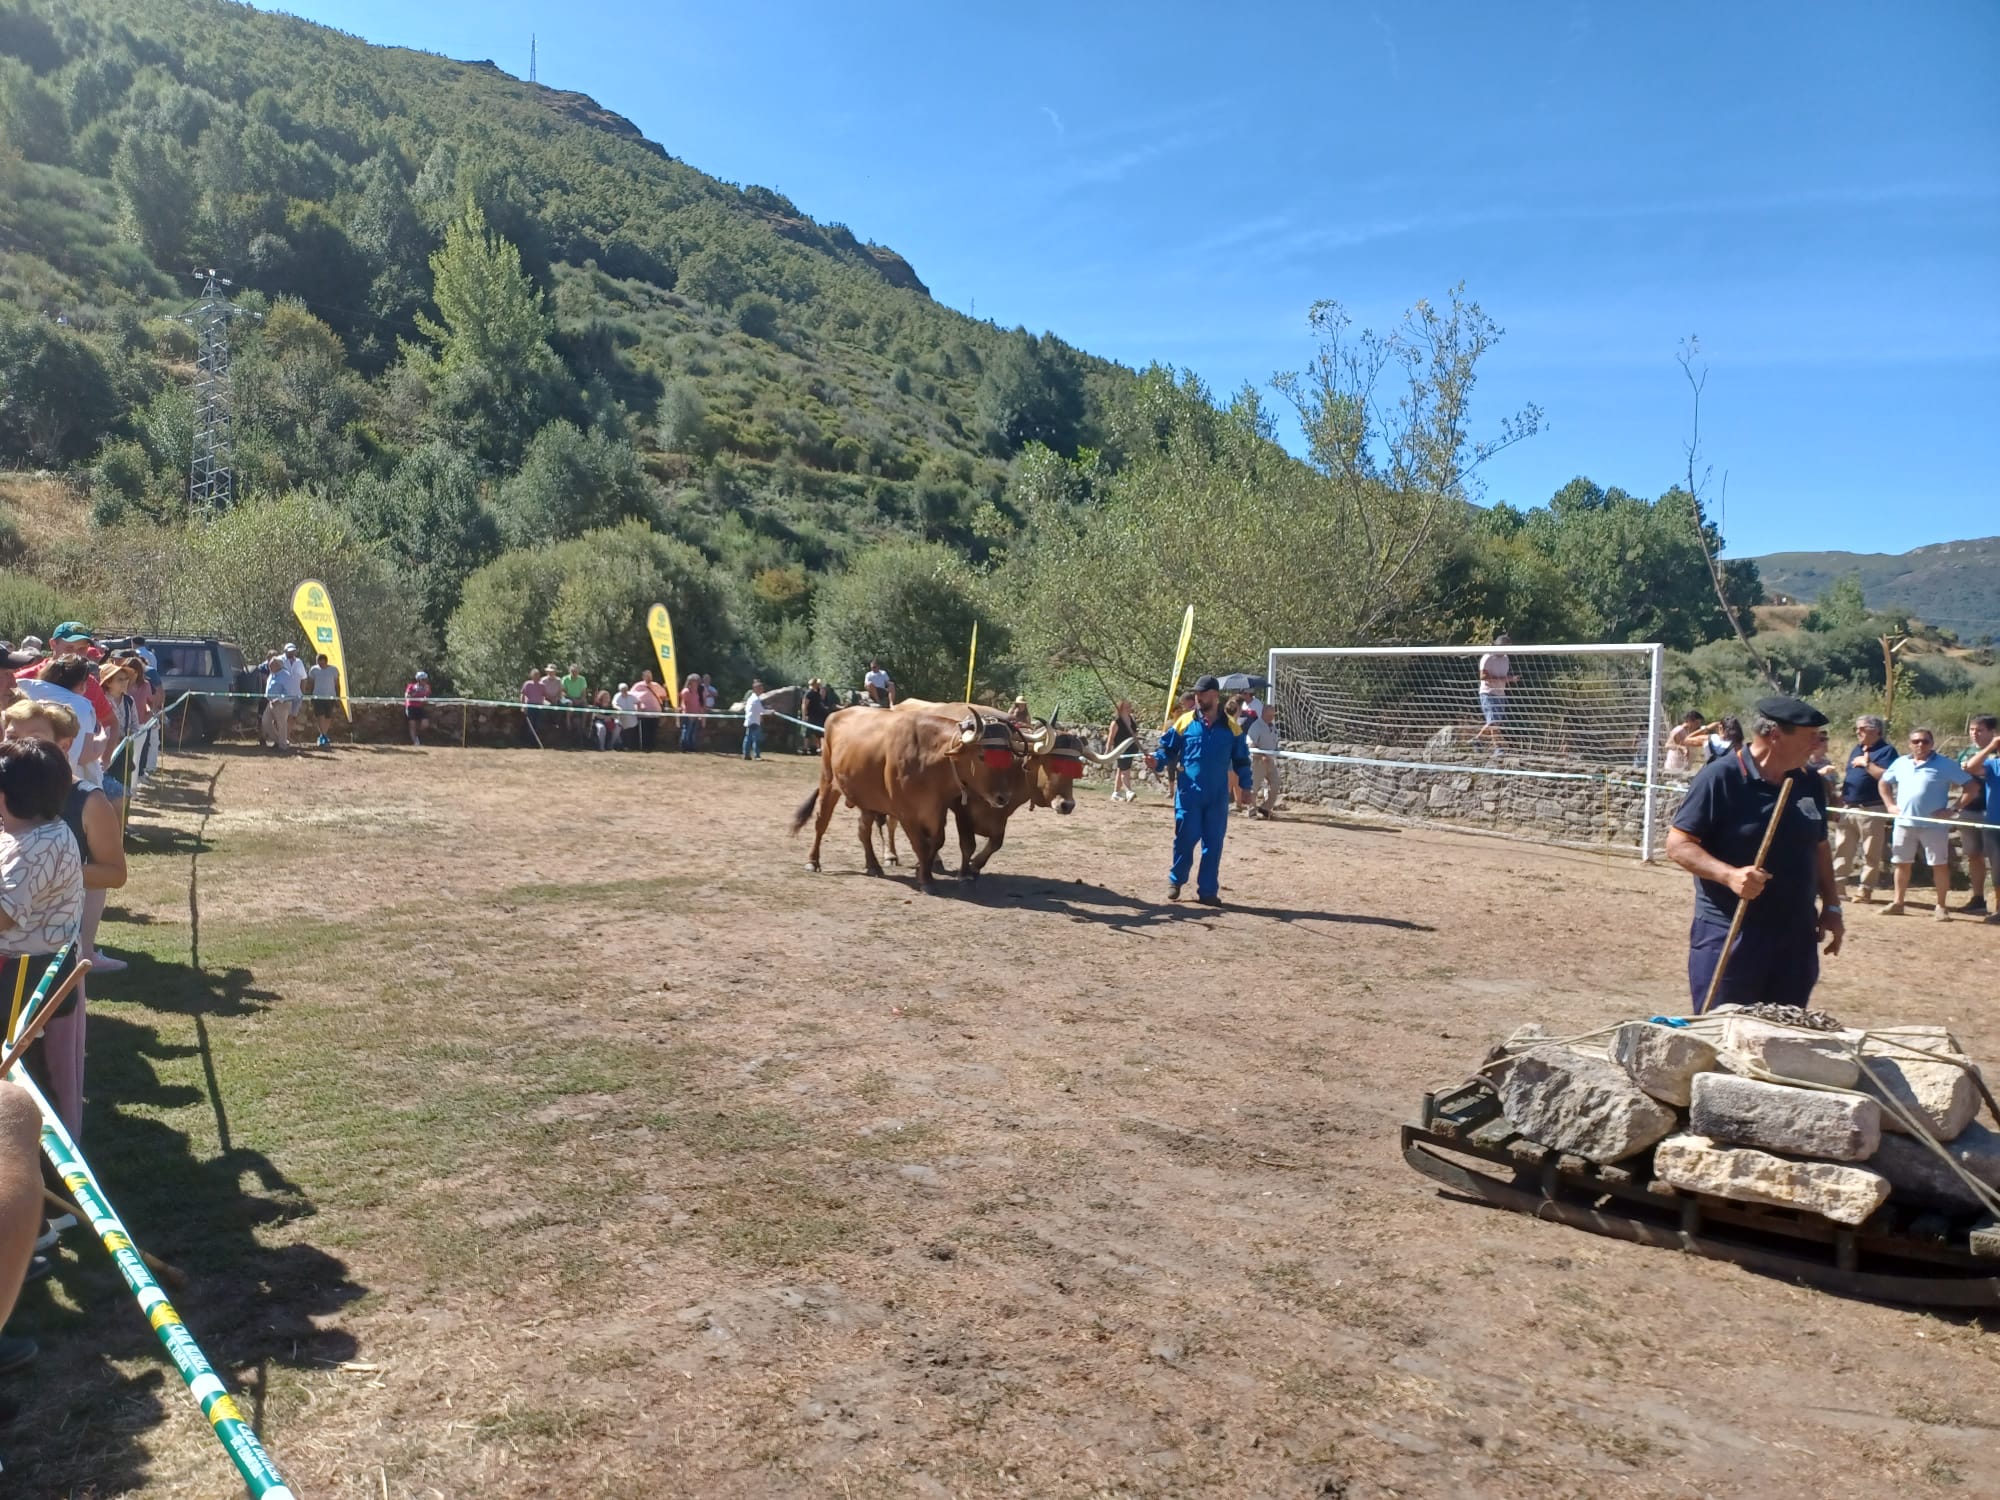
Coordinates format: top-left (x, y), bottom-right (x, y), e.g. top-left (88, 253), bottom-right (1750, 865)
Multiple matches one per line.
top-left (183, 269), bottom-right (248, 510)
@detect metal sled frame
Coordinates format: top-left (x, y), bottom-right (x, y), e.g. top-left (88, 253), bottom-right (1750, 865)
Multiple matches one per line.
top-left (1403, 1080), bottom-right (2000, 1309)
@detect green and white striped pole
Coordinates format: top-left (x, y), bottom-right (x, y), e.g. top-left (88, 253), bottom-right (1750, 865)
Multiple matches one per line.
top-left (7, 981), bottom-right (295, 1497)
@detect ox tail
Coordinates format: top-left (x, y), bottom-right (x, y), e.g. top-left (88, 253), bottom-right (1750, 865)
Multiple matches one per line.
top-left (790, 786), bottom-right (820, 835)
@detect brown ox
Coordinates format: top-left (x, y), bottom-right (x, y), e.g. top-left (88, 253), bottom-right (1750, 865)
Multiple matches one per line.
top-left (880, 704), bottom-right (1132, 879)
top-left (790, 705), bottom-right (1020, 893)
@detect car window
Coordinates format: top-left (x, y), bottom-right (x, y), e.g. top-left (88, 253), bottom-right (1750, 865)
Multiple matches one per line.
top-left (161, 643), bottom-right (218, 678)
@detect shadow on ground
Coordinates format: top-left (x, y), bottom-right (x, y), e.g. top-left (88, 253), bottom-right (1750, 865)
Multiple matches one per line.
top-left (0, 766), bottom-right (364, 1493)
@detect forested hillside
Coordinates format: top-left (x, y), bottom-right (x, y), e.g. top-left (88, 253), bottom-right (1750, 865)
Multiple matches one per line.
top-left (1754, 538), bottom-right (2000, 644)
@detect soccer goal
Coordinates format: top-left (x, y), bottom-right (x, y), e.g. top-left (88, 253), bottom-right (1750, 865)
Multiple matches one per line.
top-left (1265, 643), bottom-right (1669, 858)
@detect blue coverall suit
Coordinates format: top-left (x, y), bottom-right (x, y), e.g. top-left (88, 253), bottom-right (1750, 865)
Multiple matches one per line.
top-left (1153, 708), bottom-right (1253, 898)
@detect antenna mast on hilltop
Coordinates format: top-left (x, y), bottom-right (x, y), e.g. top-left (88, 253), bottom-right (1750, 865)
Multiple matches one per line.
top-left (530, 34), bottom-right (537, 83)
top-left (181, 269), bottom-right (252, 511)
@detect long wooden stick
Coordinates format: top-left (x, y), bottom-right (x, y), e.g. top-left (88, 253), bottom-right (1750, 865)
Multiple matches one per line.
top-left (1697, 777), bottom-right (1794, 1015)
top-left (0, 960), bottom-right (90, 1079)
top-left (40, 1186), bottom-right (190, 1291)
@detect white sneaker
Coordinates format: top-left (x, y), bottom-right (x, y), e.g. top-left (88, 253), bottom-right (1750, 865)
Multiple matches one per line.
top-left (89, 952), bottom-right (127, 973)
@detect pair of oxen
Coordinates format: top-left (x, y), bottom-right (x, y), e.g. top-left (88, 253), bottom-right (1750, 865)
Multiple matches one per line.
top-left (791, 700), bottom-right (1135, 893)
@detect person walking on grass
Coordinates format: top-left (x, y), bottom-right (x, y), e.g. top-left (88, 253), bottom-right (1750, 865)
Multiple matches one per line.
top-left (632, 671), bottom-right (664, 752)
top-left (742, 679), bottom-right (768, 761)
top-left (519, 667), bottom-right (548, 746)
top-left (1243, 696), bottom-right (1281, 819)
top-left (307, 653), bottom-right (340, 747)
top-left (404, 670), bottom-right (431, 747)
top-left (1879, 726), bottom-right (1971, 920)
top-left (801, 678), bottom-right (831, 754)
top-left (1148, 675), bottom-right (1253, 906)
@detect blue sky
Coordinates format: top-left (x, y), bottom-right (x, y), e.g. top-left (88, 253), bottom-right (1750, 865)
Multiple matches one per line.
top-left (265, 1), bottom-right (1998, 557)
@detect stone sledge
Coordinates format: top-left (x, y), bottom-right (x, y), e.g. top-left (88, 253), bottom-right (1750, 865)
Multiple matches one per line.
top-left (1402, 1077), bottom-right (2000, 1309)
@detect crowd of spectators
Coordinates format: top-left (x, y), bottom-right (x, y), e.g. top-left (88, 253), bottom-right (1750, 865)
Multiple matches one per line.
top-left (1664, 704), bottom-right (2000, 925)
top-left (0, 619), bottom-right (167, 1377)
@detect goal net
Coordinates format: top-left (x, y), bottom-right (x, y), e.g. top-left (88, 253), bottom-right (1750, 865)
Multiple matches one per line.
top-left (1265, 644), bottom-right (1668, 857)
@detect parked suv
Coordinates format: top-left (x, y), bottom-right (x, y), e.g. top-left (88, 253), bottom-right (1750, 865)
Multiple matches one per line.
top-left (99, 635), bottom-right (254, 742)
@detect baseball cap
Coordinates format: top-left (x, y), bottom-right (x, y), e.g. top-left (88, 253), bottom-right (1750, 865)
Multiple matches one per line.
top-left (283, 642), bottom-right (298, 652)
top-left (1755, 695), bottom-right (1829, 729)
top-left (51, 622), bottom-right (92, 642)
top-left (414, 670), bottom-right (429, 679)
top-left (19, 636), bottom-right (44, 652)
top-left (1193, 674), bottom-right (1221, 693)
top-left (2, 649), bottom-right (37, 670)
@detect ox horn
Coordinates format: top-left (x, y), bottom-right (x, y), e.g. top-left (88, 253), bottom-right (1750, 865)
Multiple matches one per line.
top-left (1084, 737), bottom-right (1136, 766)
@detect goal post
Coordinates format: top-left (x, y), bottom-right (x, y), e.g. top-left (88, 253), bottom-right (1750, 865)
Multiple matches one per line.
top-left (1264, 643), bottom-right (1669, 858)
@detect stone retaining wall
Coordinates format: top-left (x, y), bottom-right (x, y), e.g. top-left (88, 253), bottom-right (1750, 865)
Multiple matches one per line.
top-left (1273, 742), bottom-right (1676, 852)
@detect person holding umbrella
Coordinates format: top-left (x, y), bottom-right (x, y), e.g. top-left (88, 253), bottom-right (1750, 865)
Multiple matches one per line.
top-left (1148, 675), bottom-right (1253, 906)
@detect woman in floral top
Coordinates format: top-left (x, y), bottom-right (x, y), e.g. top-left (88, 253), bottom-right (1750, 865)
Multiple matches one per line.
top-left (0, 739), bottom-right (82, 961)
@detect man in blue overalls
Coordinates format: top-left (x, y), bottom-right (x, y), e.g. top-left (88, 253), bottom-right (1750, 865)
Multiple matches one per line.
top-left (1665, 695), bottom-right (1845, 1008)
top-left (1148, 674), bottom-right (1253, 905)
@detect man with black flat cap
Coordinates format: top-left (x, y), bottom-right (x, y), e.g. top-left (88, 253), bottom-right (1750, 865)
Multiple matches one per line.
top-left (1666, 695), bottom-right (1844, 1008)
top-left (1148, 674), bottom-right (1253, 905)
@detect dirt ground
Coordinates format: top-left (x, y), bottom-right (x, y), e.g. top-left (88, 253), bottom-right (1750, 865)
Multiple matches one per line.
top-left (10, 740), bottom-right (1999, 1499)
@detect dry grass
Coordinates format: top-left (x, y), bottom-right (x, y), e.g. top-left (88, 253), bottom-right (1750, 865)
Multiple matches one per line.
top-left (9, 742), bottom-right (1998, 1497)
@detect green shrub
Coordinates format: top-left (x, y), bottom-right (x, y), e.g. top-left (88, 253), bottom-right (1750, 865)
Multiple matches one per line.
top-left (0, 573), bottom-right (95, 644)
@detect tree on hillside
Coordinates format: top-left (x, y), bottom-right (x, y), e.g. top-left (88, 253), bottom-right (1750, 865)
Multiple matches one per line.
top-left (491, 421), bottom-right (661, 549)
top-left (1804, 573), bottom-right (1868, 632)
top-left (111, 128), bottom-right (193, 261)
top-left (977, 329), bottom-right (1085, 456)
top-left (413, 203), bottom-right (568, 471)
top-left (343, 441), bottom-right (500, 634)
top-left (811, 542), bottom-right (1006, 699)
top-left (0, 305), bottom-right (124, 466)
top-left (445, 521), bottom-right (746, 698)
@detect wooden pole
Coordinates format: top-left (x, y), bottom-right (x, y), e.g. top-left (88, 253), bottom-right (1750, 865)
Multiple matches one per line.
top-left (1696, 778), bottom-right (1794, 1015)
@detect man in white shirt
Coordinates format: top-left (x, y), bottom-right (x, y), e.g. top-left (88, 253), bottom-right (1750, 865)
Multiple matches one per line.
top-left (1473, 632), bottom-right (1516, 754)
top-left (15, 674), bottom-right (99, 786)
top-left (275, 643), bottom-right (308, 734)
top-left (611, 683), bottom-right (641, 750)
top-left (260, 654), bottom-right (297, 752)
top-left (863, 660), bottom-right (892, 707)
top-left (742, 679), bottom-right (768, 761)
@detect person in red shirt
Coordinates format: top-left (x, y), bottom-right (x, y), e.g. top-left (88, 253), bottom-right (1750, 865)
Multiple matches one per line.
top-left (15, 626), bottom-right (116, 782)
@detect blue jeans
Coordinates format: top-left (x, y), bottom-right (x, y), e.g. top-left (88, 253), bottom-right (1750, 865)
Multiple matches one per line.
top-left (679, 720), bottom-right (698, 751)
top-left (1687, 916), bottom-right (1819, 1011)
top-left (1169, 795), bottom-right (1229, 897)
top-left (742, 724), bottom-right (763, 759)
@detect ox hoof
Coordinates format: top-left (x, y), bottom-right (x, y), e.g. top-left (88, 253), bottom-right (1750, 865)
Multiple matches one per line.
top-left (805, 860), bottom-right (820, 872)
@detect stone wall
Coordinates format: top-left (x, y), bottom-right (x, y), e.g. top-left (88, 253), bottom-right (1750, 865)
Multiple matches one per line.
top-left (1273, 742), bottom-right (1677, 853)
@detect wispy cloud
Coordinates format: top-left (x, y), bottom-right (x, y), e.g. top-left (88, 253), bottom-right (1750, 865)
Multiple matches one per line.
top-left (1039, 104), bottom-right (1064, 136)
top-left (1368, 9), bottom-right (1402, 81)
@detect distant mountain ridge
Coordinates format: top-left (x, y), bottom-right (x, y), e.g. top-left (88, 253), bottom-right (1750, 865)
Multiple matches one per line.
top-left (1752, 537), bottom-right (2000, 641)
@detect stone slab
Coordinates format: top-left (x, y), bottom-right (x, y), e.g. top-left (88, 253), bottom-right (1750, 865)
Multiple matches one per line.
top-left (1496, 1046), bottom-right (1678, 1165)
top-left (1688, 1071), bottom-right (1880, 1161)
top-left (1716, 1016), bottom-right (1859, 1089)
top-left (1653, 1134), bottom-right (1891, 1227)
top-left (1869, 1122), bottom-right (2000, 1215)
top-left (1609, 1022), bottom-right (1719, 1107)
top-left (1854, 1052), bottom-right (1981, 1141)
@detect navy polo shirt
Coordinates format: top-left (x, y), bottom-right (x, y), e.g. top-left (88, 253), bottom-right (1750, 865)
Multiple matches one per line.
top-left (1840, 739), bottom-right (1895, 806)
top-left (1671, 751), bottom-right (1827, 930)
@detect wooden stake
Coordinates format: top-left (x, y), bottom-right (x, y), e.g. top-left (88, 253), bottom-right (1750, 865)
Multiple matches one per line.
top-left (1696, 778), bottom-right (1794, 1015)
top-left (0, 960), bottom-right (90, 1079)
top-left (40, 1186), bottom-right (189, 1291)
